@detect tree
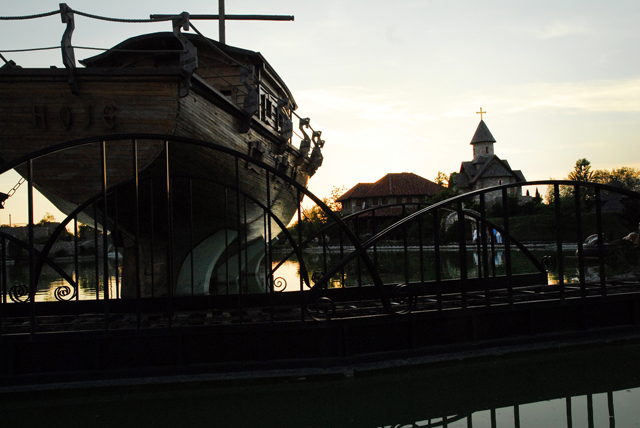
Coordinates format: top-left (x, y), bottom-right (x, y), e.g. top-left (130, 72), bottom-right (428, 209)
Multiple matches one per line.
top-left (290, 186), bottom-right (346, 239)
top-left (434, 171), bottom-right (449, 187)
top-left (594, 167), bottom-right (640, 191)
top-left (546, 158), bottom-right (597, 205)
top-left (38, 212), bottom-right (56, 225)
top-left (568, 158), bottom-right (594, 182)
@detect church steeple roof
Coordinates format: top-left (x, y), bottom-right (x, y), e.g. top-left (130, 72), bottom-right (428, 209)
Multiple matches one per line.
top-left (470, 120), bottom-right (496, 145)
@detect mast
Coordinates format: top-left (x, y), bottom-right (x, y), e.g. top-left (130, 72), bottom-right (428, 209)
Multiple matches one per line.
top-left (151, 0), bottom-right (294, 45)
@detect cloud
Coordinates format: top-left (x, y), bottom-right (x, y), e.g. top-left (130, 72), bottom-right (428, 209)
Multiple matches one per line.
top-left (522, 19), bottom-right (593, 39)
top-left (487, 78), bottom-right (640, 114)
top-left (294, 87), bottom-right (439, 139)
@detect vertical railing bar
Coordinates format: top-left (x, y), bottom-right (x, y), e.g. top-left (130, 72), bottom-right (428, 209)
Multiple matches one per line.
top-left (403, 204), bottom-right (410, 287)
top-left (587, 394), bottom-right (594, 428)
top-left (132, 139), bottom-right (142, 331)
top-left (149, 180), bottom-right (155, 297)
top-left (1, 236), bottom-right (5, 304)
top-left (355, 214), bottom-right (362, 287)
top-left (321, 233), bottom-right (328, 278)
top-left (502, 188), bottom-right (513, 306)
top-left (27, 159), bottom-right (36, 335)
top-left (93, 202), bottom-right (99, 300)
top-left (243, 193), bottom-right (249, 297)
top-left (456, 200), bottom-right (467, 309)
top-left (474, 218), bottom-right (482, 280)
top-left (262, 211), bottom-right (270, 298)
top-left (339, 222), bottom-right (345, 288)
top-left (113, 191), bottom-right (120, 299)
top-left (574, 184), bottom-right (586, 299)
top-left (480, 193), bottom-right (490, 306)
top-left (514, 404), bottom-right (520, 428)
top-left (372, 209), bottom-right (378, 269)
top-left (490, 225), bottom-right (496, 278)
top-left (297, 188), bottom-right (304, 321)
top-left (189, 178), bottom-right (194, 296)
top-left (595, 187), bottom-right (606, 296)
top-left (0, 236), bottom-right (3, 336)
top-left (74, 218), bottom-right (79, 301)
top-left (235, 157), bottom-right (243, 323)
top-left (224, 188), bottom-right (230, 295)
top-left (566, 396), bottom-right (573, 428)
top-left (265, 170), bottom-right (274, 314)
top-left (101, 140), bottom-right (110, 332)
top-left (433, 209), bottom-right (442, 311)
top-left (165, 140), bottom-right (174, 327)
top-left (607, 391), bottom-right (615, 428)
top-left (554, 184), bottom-right (565, 302)
top-left (418, 203), bottom-right (425, 285)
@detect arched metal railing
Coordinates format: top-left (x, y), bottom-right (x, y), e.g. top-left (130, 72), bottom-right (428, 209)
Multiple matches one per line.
top-left (302, 179), bottom-right (640, 314)
top-left (0, 133), bottom-right (388, 333)
top-left (1, 137), bottom-right (639, 334)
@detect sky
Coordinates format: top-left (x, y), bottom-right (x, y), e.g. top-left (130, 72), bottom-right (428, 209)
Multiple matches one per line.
top-left (1, 0), bottom-right (639, 224)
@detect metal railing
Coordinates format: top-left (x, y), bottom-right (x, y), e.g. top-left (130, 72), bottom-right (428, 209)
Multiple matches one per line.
top-left (0, 135), bottom-right (639, 336)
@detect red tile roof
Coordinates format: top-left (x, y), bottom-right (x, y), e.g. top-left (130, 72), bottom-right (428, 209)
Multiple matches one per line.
top-left (337, 173), bottom-right (442, 202)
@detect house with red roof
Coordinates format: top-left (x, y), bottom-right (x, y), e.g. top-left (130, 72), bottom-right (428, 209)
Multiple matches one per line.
top-left (337, 172), bottom-right (443, 217)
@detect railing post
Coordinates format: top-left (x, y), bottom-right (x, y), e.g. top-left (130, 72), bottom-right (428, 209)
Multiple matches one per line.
top-left (554, 184), bottom-right (565, 302)
top-left (149, 180), bottom-right (156, 297)
top-left (418, 203), bottom-right (425, 285)
top-left (74, 218), bottom-right (79, 301)
top-left (595, 187), bottom-right (607, 296)
top-left (189, 178), bottom-right (195, 296)
top-left (297, 187), bottom-right (304, 321)
top-left (1, 236), bottom-right (5, 305)
top-left (235, 156), bottom-right (244, 323)
top-left (574, 184), bottom-right (586, 299)
top-left (93, 203), bottom-right (100, 299)
top-left (479, 193), bottom-right (490, 306)
top-left (502, 188), bottom-right (513, 305)
top-left (101, 141), bottom-right (110, 332)
top-left (0, 236), bottom-right (3, 336)
top-left (433, 208), bottom-right (442, 311)
top-left (165, 140), bottom-right (174, 326)
top-left (456, 200), bottom-right (467, 309)
top-left (402, 204), bottom-right (410, 287)
top-left (27, 159), bottom-right (36, 336)
top-left (133, 139), bottom-right (142, 330)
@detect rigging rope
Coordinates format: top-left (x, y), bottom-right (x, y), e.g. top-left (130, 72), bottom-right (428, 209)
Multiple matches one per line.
top-left (0, 8), bottom-right (171, 23)
top-left (0, 10), bottom-right (60, 20)
top-left (72, 9), bottom-right (172, 23)
top-left (0, 46), bottom-right (185, 54)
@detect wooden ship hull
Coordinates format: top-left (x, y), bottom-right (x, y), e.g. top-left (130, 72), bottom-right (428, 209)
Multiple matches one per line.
top-left (0, 32), bottom-right (324, 296)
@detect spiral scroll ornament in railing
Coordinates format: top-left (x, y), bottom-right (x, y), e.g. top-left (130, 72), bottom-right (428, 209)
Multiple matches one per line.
top-left (389, 284), bottom-right (415, 315)
top-left (54, 284), bottom-right (77, 301)
top-left (9, 283), bottom-right (30, 303)
top-left (273, 277), bottom-right (287, 292)
top-left (307, 296), bottom-right (335, 321)
top-left (542, 255), bottom-right (557, 273)
top-left (311, 271), bottom-right (324, 285)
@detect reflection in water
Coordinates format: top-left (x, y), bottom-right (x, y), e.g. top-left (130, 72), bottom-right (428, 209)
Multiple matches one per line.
top-left (272, 248), bottom-right (583, 291)
top-left (3, 259), bottom-right (121, 302)
top-left (1, 339), bottom-right (639, 427)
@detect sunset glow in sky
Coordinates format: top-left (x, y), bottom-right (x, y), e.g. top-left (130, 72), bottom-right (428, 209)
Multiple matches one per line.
top-left (1, 0), bottom-right (639, 223)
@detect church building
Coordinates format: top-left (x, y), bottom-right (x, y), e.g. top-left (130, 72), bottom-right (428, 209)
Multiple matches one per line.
top-left (454, 118), bottom-right (526, 204)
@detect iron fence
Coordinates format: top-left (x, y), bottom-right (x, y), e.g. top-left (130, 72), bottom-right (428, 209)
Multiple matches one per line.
top-left (1, 134), bottom-right (639, 337)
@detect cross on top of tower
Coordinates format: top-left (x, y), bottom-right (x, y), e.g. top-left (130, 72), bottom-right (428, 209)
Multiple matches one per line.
top-left (476, 108), bottom-right (486, 121)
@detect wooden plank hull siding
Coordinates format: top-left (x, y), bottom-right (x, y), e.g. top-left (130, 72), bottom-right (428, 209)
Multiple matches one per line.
top-left (0, 69), bottom-right (311, 296)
